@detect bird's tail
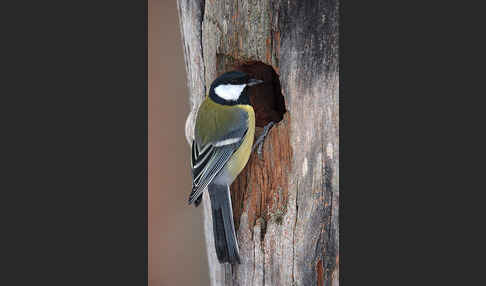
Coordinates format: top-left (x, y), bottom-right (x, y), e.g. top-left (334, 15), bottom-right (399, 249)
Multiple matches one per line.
top-left (208, 183), bottom-right (241, 264)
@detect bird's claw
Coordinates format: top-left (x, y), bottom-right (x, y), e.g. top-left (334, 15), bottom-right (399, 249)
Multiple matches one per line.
top-left (253, 121), bottom-right (275, 159)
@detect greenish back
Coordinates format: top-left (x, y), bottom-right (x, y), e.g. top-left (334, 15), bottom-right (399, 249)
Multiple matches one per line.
top-left (194, 97), bottom-right (249, 147)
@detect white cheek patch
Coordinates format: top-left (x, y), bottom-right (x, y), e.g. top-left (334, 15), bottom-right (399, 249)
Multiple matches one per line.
top-left (214, 84), bottom-right (246, 101)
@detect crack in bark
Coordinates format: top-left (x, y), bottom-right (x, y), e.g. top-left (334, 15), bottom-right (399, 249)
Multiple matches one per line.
top-left (200, 0), bottom-right (207, 97)
top-left (292, 182), bottom-right (299, 285)
top-left (262, 245), bottom-right (265, 286)
top-left (252, 228), bottom-right (255, 284)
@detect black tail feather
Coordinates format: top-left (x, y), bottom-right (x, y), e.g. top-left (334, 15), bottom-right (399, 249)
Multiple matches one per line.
top-left (194, 194), bottom-right (203, 207)
top-left (208, 183), bottom-right (241, 264)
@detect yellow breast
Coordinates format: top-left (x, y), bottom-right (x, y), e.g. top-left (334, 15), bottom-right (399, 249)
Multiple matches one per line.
top-left (224, 104), bottom-right (255, 182)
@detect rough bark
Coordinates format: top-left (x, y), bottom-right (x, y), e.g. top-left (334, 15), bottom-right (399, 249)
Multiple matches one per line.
top-left (177, 0), bottom-right (339, 285)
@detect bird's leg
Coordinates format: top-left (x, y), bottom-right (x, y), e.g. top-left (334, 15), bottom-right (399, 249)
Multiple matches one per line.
top-left (252, 121), bottom-right (275, 159)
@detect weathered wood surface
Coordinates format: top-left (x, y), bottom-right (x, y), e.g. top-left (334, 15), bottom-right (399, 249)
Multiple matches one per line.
top-left (178, 0), bottom-right (339, 285)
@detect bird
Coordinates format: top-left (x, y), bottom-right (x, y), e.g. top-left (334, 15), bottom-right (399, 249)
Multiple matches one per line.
top-left (188, 70), bottom-right (272, 264)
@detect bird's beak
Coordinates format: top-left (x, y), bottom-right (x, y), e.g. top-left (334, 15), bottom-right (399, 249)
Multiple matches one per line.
top-left (247, 78), bottom-right (264, 86)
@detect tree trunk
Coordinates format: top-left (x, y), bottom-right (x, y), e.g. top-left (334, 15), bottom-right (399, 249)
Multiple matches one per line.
top-left (177, 0), bottom-right (339, 285)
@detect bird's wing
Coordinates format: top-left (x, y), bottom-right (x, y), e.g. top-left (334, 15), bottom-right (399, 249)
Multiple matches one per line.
top-left (189, 142), bottom-right (234, 204)
top-left (188, 105), bottom-right (249, 205)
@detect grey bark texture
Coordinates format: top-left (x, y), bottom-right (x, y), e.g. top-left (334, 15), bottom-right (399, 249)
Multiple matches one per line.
top-left (177, 0), bottom-right (339, 285)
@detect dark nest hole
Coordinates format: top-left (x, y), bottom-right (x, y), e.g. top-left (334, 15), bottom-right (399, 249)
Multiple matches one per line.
top-left (228, 61), bottom-right (286, 127)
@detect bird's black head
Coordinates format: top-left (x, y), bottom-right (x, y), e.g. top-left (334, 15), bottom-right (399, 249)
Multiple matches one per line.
top-left (209, 71), bottom-right (264, 106)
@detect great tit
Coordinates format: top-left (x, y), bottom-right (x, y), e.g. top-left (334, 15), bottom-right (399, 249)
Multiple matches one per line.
top-left (188, 70), bottom-right (265, 264)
